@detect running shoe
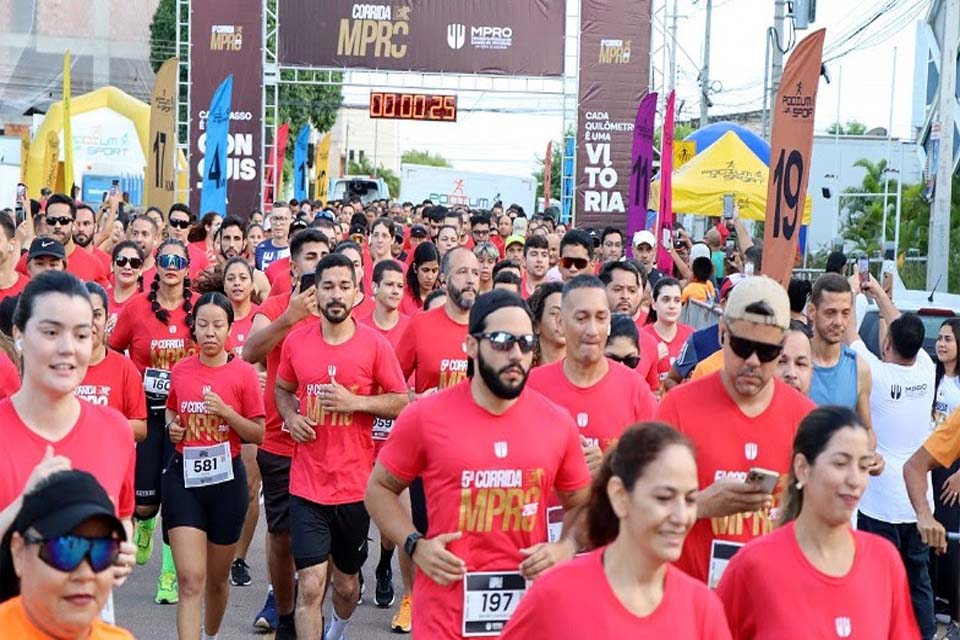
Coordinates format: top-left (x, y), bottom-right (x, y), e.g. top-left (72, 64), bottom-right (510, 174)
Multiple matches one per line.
top-left (155, 571), bottom-right (178, 605)
top-left (375, 564), bottom-right (395, 608)
top-left (324, 620), bottom-right (349, 640)
top-left (391, 594), bottom-right (412, 633)
top-left (254, 588), bottom-right (277, 631)
top-left (231, 558), bottom-right (252, 586)
top-left (133, 518), bottom-right (155, 566)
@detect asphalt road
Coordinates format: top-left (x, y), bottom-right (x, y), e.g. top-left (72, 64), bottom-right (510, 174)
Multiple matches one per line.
top-left (115, 514), bottom-right (402, 640)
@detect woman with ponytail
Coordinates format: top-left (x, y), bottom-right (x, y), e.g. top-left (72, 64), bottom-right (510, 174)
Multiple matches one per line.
top-left (502, 423), bottom-right (730, 639)
top-left (717, 406), bottom-right (919, 639)
top-left (109, 237), bottom-right (197, 607)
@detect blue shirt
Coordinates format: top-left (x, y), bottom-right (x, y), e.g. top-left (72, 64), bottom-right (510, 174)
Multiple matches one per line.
top-left (674, 324), bottom-right (722, 378)
top-left (255, 239), bottom-right (290, 271)
top-left (809, 344), bottom-right (859, 409)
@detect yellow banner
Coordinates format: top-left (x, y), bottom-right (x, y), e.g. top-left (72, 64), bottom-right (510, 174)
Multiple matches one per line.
top-left (146, 57), bottom-right (179, 213)
top-left (314, 132), bottom-right (331, 206)
top-left (62, 51), bottom-right (74, 194)
top-left (42, 130), bottom-right (60, 191)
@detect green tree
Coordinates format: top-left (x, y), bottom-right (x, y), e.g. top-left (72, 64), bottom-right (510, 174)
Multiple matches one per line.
top-left (826, 120), bottom-right (869, 135)
top-left (348, 156), bottom-right (399, 200)
top-left (401, 150), bottom-right (451, 167)
top-left (149, 0), bottom-right (175, 72)
top-left (654, 123), bottom-right (696, 150)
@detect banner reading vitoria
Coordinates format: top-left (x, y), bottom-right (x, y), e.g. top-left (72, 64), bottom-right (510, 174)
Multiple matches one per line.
top-left (278, 0), bottom-right (565, 76)
top-left (575, 0), bottom-right (652, 230)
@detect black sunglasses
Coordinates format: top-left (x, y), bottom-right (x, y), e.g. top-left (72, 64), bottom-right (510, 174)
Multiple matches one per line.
top-left (169, 218), bottom-right (191, 230)
top-left (725, 325), bottom-right (783, 363)
top-left (23, 533), bottom-right (120, 573)
top-left (114, 256), bottom-right (143, 269)
top-left (608, 353), bottom-right (640, 369)
top-left (473, 331), bottom-right (538, 354)
top-left (46, 216), bottom-right (73, 227)
top-left (560, 257), bottom-right (589, 270)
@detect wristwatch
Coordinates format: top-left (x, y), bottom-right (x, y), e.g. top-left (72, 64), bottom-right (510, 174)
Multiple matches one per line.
top-left (404, 532), bottom-right (424, 558)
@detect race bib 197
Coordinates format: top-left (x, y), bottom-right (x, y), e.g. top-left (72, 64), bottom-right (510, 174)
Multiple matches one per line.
top-left (462, 572), bottom-right (528, 637)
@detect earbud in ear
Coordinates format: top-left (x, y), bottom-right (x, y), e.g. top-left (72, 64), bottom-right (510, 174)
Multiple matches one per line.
top-left (15, 338), bottom-right (23, 352)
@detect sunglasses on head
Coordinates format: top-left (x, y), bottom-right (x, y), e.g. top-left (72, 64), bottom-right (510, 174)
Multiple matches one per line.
top-left (560, 256), bottom-right (589, 270)
top-left (157, 253), bottom-right (189, 271)
top-left (608, 353), bottom-right (640, 369)
top-left (725, 324), bottom-right (783, 363)
top-left (114, 256), bottom-right (143, 269)
top-left (46, 216), bottom-right (73, 227)
top-left (169, 218), bottom-right (191, 230)
top-left (23, 533), bottom-right (120, 573)
top-left (473, 331), bottom-right (538, 354)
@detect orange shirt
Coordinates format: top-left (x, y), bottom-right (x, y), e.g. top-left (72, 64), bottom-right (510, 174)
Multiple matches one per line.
top-left (0, 596), bottom-right (133, 639)
top-left (681, 280), bottom-right (716, 304)
top-left (690, 350), bottom-right (724, 380)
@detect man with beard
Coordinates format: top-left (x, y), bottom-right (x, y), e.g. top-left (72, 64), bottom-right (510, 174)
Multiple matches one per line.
top-left (366, 289), bottom-right (592, 640)
top-left (656, 276), bottom-right (815, 587)
top-left (215, 216), bottom-right (272, 299)
top-left (808, 273), bottom-right (873, 432)
top-left (599, 261), bottom-right (660, 392)
top-left (74, 202), bottom-right (111, 271)
top-left (599, 226), bottom-right (624, 264)
top-left (17, 194), bottom-right (108, 284)
top-left (128, 214), bottom-right (160, 282)
top-left (391, 246), bottom-right (478, 632)
top-left (527, 275), bottom-right (657, 511)
top-left (276, 252), bottom-right (408, 640)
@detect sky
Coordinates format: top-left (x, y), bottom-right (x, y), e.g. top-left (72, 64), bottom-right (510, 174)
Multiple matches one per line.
top-left (339, 0), bottom-right (929, 177)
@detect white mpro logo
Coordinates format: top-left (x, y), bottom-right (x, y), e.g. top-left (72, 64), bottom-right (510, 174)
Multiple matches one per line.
top-left (446, 24), bottom-right (466, 49)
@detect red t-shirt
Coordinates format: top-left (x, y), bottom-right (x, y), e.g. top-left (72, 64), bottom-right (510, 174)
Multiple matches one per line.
top-left (0, 351), bottom-right (19, 400)
top-left (656, 373), bottom-right (815, 585)
top-left (526, 359), bottom-right (657, 451)
top-left (265, 256), bottom-right (289, 286)
top-left (0, 273), bottom-right (28, 304)
top-left (186, 242), bottom-right (211, 281)
top-left (502, 548), bottom-right (732, 640)
top-left (167, 355), bottom-right (265, 457)
top-left (358, 311), bottom-right (412, 450)
top-left (91, 246), bottom-right (112, 273)
top-left (76, 349), bottom-right (147, 421)
top-left (399, 289), bottom-right (424, 316)
top-left (636, 326), bottom-right (661, 392)
top-left (378, 382), bottom-right (592, 640)
top-left (396, 305), bottom-right (468, 393)
top-left (229, 305), bottom-right (260, 357)
top-left (255, 293), bottom-right (312, 458)
top-left (107, 288), bottom-right (138, 329)
top-left (352, 294), bottom-right (375, 320)
top-left (717, 522), bottom-right (920, 639)
top-left (278, 320), bottom-right (406, 504)
top-left (0, 399), bottom-right (135, 519)
top-left (108, 293), bottom-right (196, 375)
top-left (642, 322), bottom-right (694, 381)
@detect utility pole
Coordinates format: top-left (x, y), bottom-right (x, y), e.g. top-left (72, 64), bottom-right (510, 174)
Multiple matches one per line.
top-left (700, 0), bottom-right (712, 127)
top-left (770, 0), bottom-right (786, 120)
top-left (928, 0), bottom-right (959, 290)
top-left (668, 0), bottom-right (679, 95)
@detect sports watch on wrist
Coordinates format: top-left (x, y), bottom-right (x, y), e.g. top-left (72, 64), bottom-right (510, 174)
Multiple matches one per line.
top-left (404, 532), bottom-right (424, 558)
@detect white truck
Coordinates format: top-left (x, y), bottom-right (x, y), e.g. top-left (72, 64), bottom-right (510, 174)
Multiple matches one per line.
top-left (399, 164), bottom-right (536, 213)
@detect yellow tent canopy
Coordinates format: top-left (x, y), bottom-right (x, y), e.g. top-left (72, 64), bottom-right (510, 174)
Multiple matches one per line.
top-left (650, 130), bottom-right (812, 223)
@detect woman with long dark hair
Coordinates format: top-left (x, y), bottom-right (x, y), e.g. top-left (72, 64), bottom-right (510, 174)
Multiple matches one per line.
top-left (108, 240), bottom-right (145, 331)
top-left (400, 242), bottom-right (440, 315)
top-left (164, 292), bottom-right (264, 639)
top-left (109, 238), bottom-right (197, 606)
top-left (187, 212), bottom-right (222, 257)
top-left (502, 423), bottom-right (730, 639)
top-left (642, 277), bottom-right (693, 384)
top-left (528, 281), bottom-right (565, 367)
top-left (718, 406), bottom-right (919, 639)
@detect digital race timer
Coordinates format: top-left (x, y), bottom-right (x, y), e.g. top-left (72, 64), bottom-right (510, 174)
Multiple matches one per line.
top-left (369, 92), bottom-right (457, 122)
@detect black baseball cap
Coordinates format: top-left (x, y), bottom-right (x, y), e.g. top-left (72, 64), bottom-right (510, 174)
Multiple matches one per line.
top-left (349, 222), bottom-right (367, 237)
top-left (11, 470), bottom-right (126, 540)
top-left (410, 224), bottom-right (428, 239)
top-left (28, 237), bottom-right (66, 261)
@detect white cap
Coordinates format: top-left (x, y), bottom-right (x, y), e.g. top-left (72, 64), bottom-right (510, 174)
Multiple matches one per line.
top-left (690, 243), bottom-right (711, 261)
top-left (632, 230), bottom-right (656, 247)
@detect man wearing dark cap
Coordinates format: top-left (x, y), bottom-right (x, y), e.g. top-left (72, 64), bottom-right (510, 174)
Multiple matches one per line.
top-left (366, 290), bottom-right (592, 640)
top-left (15, 194), bottom-right (107, 285)
top-left (0, 238), bottom-right (69, 338)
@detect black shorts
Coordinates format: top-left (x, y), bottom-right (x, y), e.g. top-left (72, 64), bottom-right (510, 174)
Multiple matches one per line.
top-left (289, 496), bottom-right (369, 573)
top-left (257, 449), bottom-right (292, 534)
top-left (161, 454), bottom-right (248, 546)
top-left (135, 401), bottom-right (176, 507)
top-left (410, 477), bottom-right (428, 535)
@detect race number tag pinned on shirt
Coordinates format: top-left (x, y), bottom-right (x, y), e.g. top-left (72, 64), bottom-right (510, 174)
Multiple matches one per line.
top-left (144, 368), bottom-right (171, 396)
top-left (372, 417), bottom-right (394, 441)
top-left (707, 539), bottom-right (743, 589)
top-left (183, 442), bottom-right (233, 488)
top-left (462, 572), bottom-right (528, 637)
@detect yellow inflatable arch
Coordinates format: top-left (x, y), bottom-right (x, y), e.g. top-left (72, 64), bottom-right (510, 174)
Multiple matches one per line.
top-left (24, 85), bottom-right (186, 200)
